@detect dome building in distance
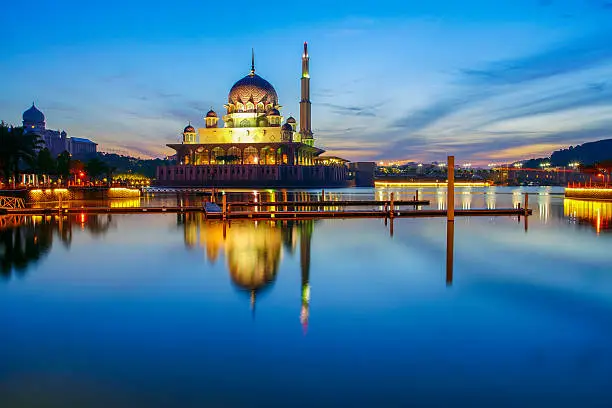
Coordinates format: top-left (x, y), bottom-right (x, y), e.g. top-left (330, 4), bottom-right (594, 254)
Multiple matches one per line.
top-left (22, 103), bottom-right (97, 159)
top-left (156, 43), bottom-right (361, 187)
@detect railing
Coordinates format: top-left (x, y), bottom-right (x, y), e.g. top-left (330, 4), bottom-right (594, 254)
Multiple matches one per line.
top-left (0, 196), bottom-right (25, 209)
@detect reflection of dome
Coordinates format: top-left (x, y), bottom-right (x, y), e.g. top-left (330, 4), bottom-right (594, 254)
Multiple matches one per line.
top-left (228, 73), bottom-right (278, 106)
top-left (286, 116), bottom-right (296, 124)
top-left (206, 110), bottom-right (218, 118)
top-left (23, 103), bottom-right (45, 123)
top-left (226, 224), bottom-right (282, 291)
top-left (184, 124), bottom-right (195, 133)
top-left (267, 108), bottom-right (280, 116)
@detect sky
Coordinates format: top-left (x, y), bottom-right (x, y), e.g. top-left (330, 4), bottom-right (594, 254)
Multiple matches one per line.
top-left (1, 0), bottom-right (612, 165)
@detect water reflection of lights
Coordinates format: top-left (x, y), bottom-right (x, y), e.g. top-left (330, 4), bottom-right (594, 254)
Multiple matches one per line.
top-left (564, 199), bottom-right (612, 234)
top-left (437, 189), bottom-right (446, 210)
top-left (538, 193), bottom-right (551, 223)
top-left (461, 191), bottom-right (472, 210)
top-left (512, 190), bottom-right (522, 209)
top-left (181, 215), bottom-right (315, 324)
top-left (485, 191), bottom-right (496, 209)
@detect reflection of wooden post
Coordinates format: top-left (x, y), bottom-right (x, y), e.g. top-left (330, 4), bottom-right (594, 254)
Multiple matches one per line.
top-left (447, 156), bottom-right (455, 221)
top-left (222, 194), bottom-right (227, 220)
top-left (416, 190), bottom-right (419, 201)
top-left (446, 220), bottom-right (454, 286)
top-left (390, 192), bottom-right (395, 218)
top-left (390, 217), bottom-right (394, 237)
top-left (524, 193), bottom-right (529, 216)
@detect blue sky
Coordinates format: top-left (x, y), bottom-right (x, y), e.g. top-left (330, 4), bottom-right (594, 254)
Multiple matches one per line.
top-left (1, 0), bottom-right (612, 164)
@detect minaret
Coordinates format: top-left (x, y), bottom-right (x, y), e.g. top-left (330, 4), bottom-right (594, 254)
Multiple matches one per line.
top-left (300, 42), bottom-right (313, 146)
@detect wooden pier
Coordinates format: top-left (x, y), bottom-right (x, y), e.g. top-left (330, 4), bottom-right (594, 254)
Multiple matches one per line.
top-left (1, 201), bottom-right (531, 219)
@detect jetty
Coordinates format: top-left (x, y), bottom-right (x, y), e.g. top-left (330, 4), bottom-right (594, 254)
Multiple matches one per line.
top-left (1, 199), bottom-right (531, 220)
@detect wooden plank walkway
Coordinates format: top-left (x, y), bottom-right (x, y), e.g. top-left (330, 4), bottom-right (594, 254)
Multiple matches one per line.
top-left (3, 206), bottom-right (531, 219)
top-left (227, 200), bottom-right (430, 207)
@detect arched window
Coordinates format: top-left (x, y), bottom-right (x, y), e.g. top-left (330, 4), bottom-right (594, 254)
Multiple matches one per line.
top-left (256, 102), bottom-right (264, 112)
top-left (211, 147), bottom-right (225, 164)
top-left (227, 146), bottom-right (242, 164)
top-left (240, 119), bottom-right (250, 127)
top-left (260, 147), bottom-right (275, 165)
top-left (236, 102), bottom-right (244, 112)
top-left (246, 102), bottom-right (255, 112)
top-left (195, 148), bottom-right (209, 165)
top-left (243, 146), bottom-right (258, 164)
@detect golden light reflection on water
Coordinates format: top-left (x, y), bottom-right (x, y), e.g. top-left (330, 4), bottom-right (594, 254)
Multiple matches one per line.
top-left (564, 199), bottom-right (612, 234)
top-left (181, 214), bottom-right (314, 325)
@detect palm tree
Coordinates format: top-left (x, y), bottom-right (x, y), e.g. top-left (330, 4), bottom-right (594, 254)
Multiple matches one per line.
top-left (0, 122), bottom-right (43, 187)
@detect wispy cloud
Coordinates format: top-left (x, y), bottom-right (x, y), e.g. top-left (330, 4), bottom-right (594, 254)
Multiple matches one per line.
top-left (382, 30), bottom-right (612, 163)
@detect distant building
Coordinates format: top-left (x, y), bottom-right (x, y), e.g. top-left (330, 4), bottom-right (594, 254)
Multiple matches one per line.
top-left (22, 103), bottom-right (97, 159)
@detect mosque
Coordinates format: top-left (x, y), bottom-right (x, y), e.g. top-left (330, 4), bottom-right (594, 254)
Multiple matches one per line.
top-left (22, 103), bottom-right (97, 159)
top-left (156, 43), bottom-right (353, 187)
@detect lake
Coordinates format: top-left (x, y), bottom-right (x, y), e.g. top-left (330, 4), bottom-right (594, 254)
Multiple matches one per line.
top-left (1, 187), bottom-right (611, 407)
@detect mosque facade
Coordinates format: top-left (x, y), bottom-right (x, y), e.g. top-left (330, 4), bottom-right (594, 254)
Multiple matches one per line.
top-left (22, 103), bottom-right (97, 159)
top-left (156, 43), bottom-right (349, 187)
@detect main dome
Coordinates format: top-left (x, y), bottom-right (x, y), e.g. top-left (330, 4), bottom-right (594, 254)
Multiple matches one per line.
top-left (228, 73), bottom-right (278, 106)
top-left (23, 103), bottom-right (45, 124)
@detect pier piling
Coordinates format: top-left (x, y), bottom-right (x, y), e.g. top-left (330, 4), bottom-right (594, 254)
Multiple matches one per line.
top-left (447, 156), bottom-right (455, 221)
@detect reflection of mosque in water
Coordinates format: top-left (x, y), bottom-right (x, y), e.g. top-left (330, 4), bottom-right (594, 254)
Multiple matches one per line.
top-left (179, 214), bottom-right (313, 330)
top-left (0, 214), bottom-right (115, 279)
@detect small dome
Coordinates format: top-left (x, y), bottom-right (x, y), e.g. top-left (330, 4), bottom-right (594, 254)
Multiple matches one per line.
top-left (206, 110), bottom-right (218, 118)
top-left (282, 123), bottom-right (293, 131)
top-left (286, 116), bottom-right (296, 124)
top-left (184, 124), bottom-right (195, 133)
top-left (23, 103), bottom-right (45, 123)
top-left (267, 108), bottom-right (280, 116)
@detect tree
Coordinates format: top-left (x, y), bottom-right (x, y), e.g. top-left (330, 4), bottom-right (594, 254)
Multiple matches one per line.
top-left (0, 122), bottom-right (43, 186)
top-left (35, 148), bottom-right (56, 179)
top-left (56, 151), bottom-right (71, 185)
top-left (85, 157), bottom-right (108, 181)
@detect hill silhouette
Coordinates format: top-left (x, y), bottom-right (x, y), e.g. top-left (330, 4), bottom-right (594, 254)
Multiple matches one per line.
top-left (522, 139), bottom-right (612, 168)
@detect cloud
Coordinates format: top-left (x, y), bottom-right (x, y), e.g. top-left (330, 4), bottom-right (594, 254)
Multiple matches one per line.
top-left (383, 30), bottom-right (612, 163)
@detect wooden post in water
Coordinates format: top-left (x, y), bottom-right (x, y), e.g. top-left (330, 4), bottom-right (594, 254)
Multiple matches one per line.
top-left (390, 192), bottom-right (395, 218)
top-left (446, 219), bottom-right (454, 286)
top-left (222, 194), bottom-right (227, 220)
top-left (447, 156), bottom-right (455, 221)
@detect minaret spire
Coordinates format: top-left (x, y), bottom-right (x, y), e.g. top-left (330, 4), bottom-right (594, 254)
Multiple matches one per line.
top-left (250, 48), bottom-right (255, 76)
top-left (300, 42), bottom-right (313, 145)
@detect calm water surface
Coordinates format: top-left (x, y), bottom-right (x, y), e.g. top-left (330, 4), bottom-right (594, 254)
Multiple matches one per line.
top-left (1, 187), bottom-right (611, 407)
